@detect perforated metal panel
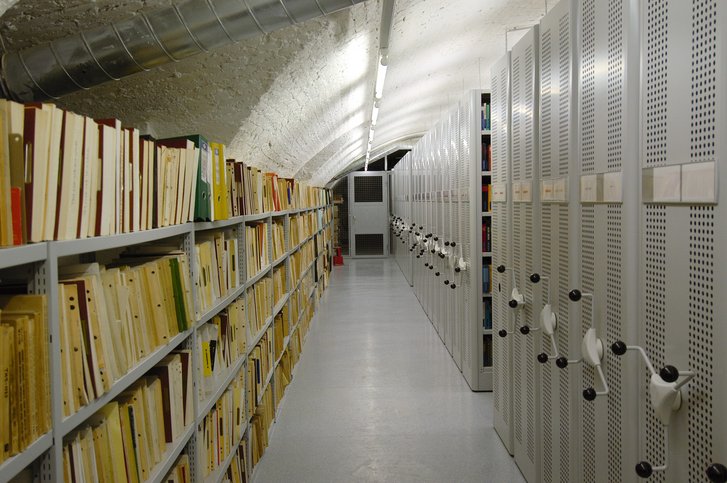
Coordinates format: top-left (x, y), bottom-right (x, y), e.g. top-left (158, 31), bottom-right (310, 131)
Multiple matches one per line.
top-left (537, 2), bottom-right (580, 482)
top-left (639, 1), bottom-right (726, 481)
top-left (577, 0), bottom-right (640, 481)
top-left (510, 26), bottom-right (541, 483)
top-left (491, 53), bottom-right (514, 455)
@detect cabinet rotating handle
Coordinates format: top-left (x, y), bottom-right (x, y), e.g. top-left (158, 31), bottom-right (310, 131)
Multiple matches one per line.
top-left (611, 340), bottom-right (695, 479)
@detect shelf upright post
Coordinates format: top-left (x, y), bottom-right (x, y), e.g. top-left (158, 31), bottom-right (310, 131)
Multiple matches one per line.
top-left (182, 228), bottom-right (199, 482)
top-left (43, 243), bottom-right (62, 482)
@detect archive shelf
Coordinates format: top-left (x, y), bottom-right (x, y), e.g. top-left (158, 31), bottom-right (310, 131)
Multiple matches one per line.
top-left (203, 423), bottom-right (248, 483)
top-left (389, 89), bottom-right (491, 391)
top-left (0, 243), bottom-right (46, 269)
top-left (147, 423), bottom-right (195, 483)
top-left (0, 432), bottom-right (52, 483)
top-left (480, 91), bottom-right (493, 385)
top-left (0, 198), bottom-right (333, 482)
top-left (197, 357), bottom-right (247, 424)
top-left (59, 328), bottom-right (193, 437)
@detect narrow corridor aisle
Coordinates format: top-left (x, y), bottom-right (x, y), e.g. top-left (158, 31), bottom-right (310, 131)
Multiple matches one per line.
top-left (253, 258), bottom-right (524, 483)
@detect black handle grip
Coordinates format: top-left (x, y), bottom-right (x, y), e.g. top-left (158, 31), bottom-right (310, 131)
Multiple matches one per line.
top-left (530, 273), bottom-right (540, 283)
top-left (583, 388), bottom-right (597, 401)
top-left (519, 326), bottom-right (530, 335)
top-left (434, 237), bottom-right (438, 241)
top-left (660, 365), bottom-right (679, 383)
top-left (508, 299), bottom-right (518, 308)
top-left (429, 265), bottom-right (434, 270)
top-left (497, 265), bottom-right (506, 273)
top-left (451, 242), bottom-right (456, 247)
top-left (707, 463), bottom-right (727, 483)
top-left (555, 357), bottom-right (568, 369)
top-left (569, 289), bottom-right (582, 302)
top-left (635, 462), bottom-right (653, 479)
top-left (445, 241), bottom-right (450, 246)
top-left (444, 280), bottom-right (449, 285)
top-left (611, 341), bottom-right (627, 356)
top-left (435, 272), bottom-right (440, 277)
top-left (424, 263), bottom-right (429, 268)
top-left (450, 284), bottom-right (456, 289)
top-left (455, 267), bottom-right (461, 273)
top-left (537, 353), bottom-right (549, 364)
top-left (498, 329), bottom-right (508, 338)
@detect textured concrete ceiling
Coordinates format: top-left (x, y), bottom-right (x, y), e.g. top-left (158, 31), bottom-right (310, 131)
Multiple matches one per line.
top-left (0, 0), bottom-right (545, 185)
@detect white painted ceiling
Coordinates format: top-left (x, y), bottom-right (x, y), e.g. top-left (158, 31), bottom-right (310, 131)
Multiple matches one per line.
top-left (0, 0), bottom-right (545, 185)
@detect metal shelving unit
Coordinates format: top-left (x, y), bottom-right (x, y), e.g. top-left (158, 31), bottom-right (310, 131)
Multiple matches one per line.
top-left (389, 89), bottom-right (492, 391)
top-left (0, 195), bottom-right (335, 483)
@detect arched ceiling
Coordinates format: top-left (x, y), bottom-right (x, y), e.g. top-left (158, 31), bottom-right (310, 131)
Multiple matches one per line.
top-left (0, 0), bottom-right (544, 185)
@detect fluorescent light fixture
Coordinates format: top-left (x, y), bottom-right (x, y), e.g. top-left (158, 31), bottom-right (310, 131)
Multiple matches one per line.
top-left (371, 105), bottom-right (379, 126)
top-left (375, 61), bottom-right (388, 99)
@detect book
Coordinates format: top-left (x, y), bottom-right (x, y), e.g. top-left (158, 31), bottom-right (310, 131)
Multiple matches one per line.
top-left (197, 368), bottom-right (245, 478)
top-left (195, 229), bottom-right (240, 316)
top-left (0, 294), bottom-right (50, 463)
top-left (63, 360), bottom-right (191, 483)
top-left (210, 142), bottom-right (229, 221)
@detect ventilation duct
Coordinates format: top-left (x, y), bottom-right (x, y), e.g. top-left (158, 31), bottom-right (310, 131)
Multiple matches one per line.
top-left (0, 0), bottom-right (365, 102)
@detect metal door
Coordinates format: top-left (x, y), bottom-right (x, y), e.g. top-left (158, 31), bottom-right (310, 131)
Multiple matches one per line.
top-left (348, 172), bottom-right (390, 257)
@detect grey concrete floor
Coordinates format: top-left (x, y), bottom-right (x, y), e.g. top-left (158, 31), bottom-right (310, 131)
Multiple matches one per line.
top-left (252, 258), bottom-right (525, 483)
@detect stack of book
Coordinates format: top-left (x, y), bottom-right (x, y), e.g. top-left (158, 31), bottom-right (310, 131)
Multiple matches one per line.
top-left (58, 253), bottom-right (193, 417)
top-left (250, 385), bottom-right (273, 468)
top-left (195, 229), bottom-right (240, 315)
top-left (245, 223), bottom-right (269, 279)
top-left (62, 350), bottom-right (192, 483)
top-left (246, 278), bottom-right (272, 339)
top-left (197, 369), bottom-right (245, 479)
top-left (272, 266), bottom-right (287, 306)
top-left (164, 454), bottom-right (191, 483)
top-left (0, 294), bottom-right (51, 463)
top-left (197, 297), bottom-right (246, 401)
top-left (272, 220), bottom-right (285, 261)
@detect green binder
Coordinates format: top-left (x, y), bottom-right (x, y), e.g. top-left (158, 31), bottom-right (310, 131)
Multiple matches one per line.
top-left (157, 134), bottom-right (212, 221)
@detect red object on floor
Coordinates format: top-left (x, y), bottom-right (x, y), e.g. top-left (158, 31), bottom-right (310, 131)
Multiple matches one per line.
top-left (333, 247), bottom-right (344, 266)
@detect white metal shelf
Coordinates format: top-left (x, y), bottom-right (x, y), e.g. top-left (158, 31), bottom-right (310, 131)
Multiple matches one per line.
top-left (272, 292), bottom-right (290, 317)
top-left (0, 432), bottom-right (52, 482)
top-left (147, 423), bottom-right (195, 483)
top-left (246, 264), bottom-right (271, 287)
top-left (203, 422), bottom-right (248, 483)
top-left (248, 315), bottom-right (274, 352)
top-left (258, 368), bottom-right (275, 405)
top-left (197, 355), bottom-right (247, 423)
top-left (0, 200), bottom-right (334, 481)
top-left (60, 328), bottom-right (192, 437)
top-left (194, 216), bottom-right (245, 231)
top-left (54, 223), bottom-right (192, 257)
top-left (196, 285), bottom-right (247, 328)
top-left (272, 253), bottom-right (287, 267)
top-left (0, 243), bottom-right (46, 270)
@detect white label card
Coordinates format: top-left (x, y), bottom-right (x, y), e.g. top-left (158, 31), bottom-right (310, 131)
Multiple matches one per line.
top-left (553, 177), bottom-right (568, 202)
top-left (492, 183), bottom-right (507, 202)
top-left (602, 171), bottom-right (623, 203)
top-left (580, 174), bottom-right (600, 203)
top-left (541, 180), bottom-right (554, 202)
top-left (682, 161), bottom-right (717, 203)
top-left (653, 165), bottom-right (681, 203)
top-left (520, 180), bottom-right (532, 202)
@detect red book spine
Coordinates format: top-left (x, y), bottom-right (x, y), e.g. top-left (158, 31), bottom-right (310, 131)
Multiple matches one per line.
top-left (10, 188), bottom-right (22, 245)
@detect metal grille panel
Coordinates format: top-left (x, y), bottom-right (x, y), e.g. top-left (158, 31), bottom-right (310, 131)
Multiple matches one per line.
top-left (354, 234), bottom-right (383, 256)
top-left (353, 176), bottom-right (383, 202)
